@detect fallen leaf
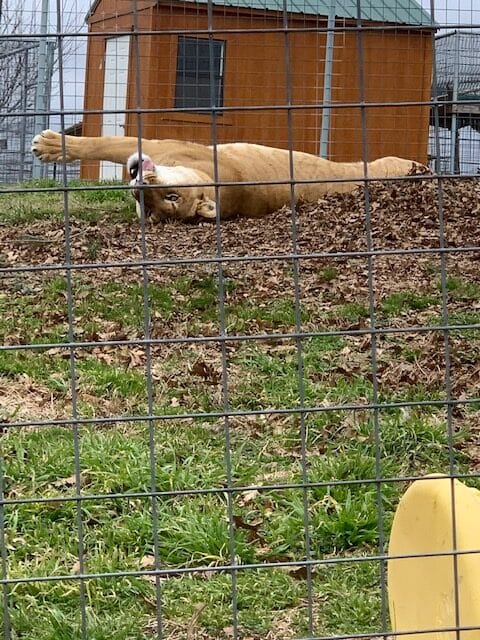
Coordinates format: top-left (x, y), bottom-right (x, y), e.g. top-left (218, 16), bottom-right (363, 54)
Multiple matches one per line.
top-left (53, 474), bottom-right (78, 488)
top-left (238, 489), bottom-right (260, 506)
top-left (140, 555), bottom-right (156, 569)
top-left (71, 559), bottom-right (82, 574)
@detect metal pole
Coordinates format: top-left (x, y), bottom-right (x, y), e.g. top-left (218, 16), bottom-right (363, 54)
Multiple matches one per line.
top-left (19, 48), bottom-right (29, 183)
top-left (449, 32), bottom-right (460, 174)
top-left (32, 0), bottom-right (49, 179)
top-left (319, 0), bottom-right (336, 158)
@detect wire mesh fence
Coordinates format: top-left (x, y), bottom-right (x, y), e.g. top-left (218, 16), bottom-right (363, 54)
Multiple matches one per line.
top-left (429, 30), bottom-right (480, 174)
top-left (0, 37), bottom-right (54, 183)
top-left (1, 0), bottom-right (480, 639)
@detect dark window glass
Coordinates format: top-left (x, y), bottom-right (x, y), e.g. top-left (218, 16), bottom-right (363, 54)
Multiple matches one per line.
top-left (175, 37), bottom-right (225, 111)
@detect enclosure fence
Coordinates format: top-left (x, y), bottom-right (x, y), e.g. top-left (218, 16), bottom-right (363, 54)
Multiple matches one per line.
top-left (1, 1), bottom-right (480, 639)
top-left (429, 30), bottom-right (480, 174)
top-left (0, 37), bottom-right (54, 183)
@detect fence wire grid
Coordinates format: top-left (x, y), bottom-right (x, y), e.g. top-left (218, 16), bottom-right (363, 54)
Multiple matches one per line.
top-left (1, 0), bottom-right (480, 639)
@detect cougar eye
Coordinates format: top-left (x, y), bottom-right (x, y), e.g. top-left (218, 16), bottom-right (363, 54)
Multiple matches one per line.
top-left (165, 193), bottom-right (180, 202)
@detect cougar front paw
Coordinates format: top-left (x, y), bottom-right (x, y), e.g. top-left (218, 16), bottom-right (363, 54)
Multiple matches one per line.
top-left (31, 129), bottom-right (70, 162)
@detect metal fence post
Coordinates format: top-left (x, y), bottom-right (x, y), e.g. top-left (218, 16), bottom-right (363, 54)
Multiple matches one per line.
top-left (32, 0), bottom-right (50, 179)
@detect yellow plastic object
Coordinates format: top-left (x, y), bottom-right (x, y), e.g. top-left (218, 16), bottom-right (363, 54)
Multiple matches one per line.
top-left (388, 475), bottom-right (480, 639)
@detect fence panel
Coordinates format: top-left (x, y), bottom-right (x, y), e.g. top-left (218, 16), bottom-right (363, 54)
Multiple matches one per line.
top-left (1, 1), bottom-right (479, 639)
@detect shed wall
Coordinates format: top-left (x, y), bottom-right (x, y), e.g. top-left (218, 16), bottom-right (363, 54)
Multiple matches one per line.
top-left (82, 0), bottom-right (432, 179)
top-left (329, 29), bottom-right (432, 162)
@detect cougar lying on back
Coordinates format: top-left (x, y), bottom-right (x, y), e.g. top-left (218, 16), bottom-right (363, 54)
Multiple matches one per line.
top-left (32, 129), bottom-right (427, 221)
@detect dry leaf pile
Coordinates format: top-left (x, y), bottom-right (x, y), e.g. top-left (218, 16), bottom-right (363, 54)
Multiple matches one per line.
top-left (2, 175), bottom-right (480, 287)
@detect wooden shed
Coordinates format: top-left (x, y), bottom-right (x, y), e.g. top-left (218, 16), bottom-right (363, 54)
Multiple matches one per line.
top-left (82, 0), bottom-right (434, 179)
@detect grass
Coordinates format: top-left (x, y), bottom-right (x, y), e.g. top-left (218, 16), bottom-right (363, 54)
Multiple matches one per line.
top-left (379, 290), bottom-right (438, 317)
top-left (0, 183), bottom-right (479, 638)
top-left (444, 275), bottom-right (480, 300)
top-left (1, 178), bottom-right (136, 225)
top-left (2, 402), bottom-right (466, 638)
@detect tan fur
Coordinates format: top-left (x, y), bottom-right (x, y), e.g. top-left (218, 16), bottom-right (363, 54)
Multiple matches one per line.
top-left (32, 129), bottom-right (427, 221)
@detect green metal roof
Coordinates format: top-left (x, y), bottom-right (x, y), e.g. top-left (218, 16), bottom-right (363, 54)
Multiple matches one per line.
top-left (88, 0), bottom-right (433, 26)
top-left (435, 32), bottom-right (480, 97)
top-left (201, 0), bottom-right (434, 26)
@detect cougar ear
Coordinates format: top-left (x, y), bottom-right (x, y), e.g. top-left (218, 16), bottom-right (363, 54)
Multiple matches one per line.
top-left (194, 193), bottom-right (217, 219)
top-left (126, 153), bottom-right (156, 179)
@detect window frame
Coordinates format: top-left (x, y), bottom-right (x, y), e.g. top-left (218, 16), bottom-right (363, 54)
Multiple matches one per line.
top-left (174, 36), bottom-right (226, 113)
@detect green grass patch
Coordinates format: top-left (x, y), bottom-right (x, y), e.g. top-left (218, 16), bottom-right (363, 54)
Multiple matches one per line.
top-left (331, 301), bottom-right (370, 323)
top-left (379, 291), bottom-right (438, 317)
top-left (428, 309), bottom-right (480, 339)
top-left (2, 399), bottom-right (470, 638)
top-left (226, 298), bottom-right (308, 332)
top-left (314, 559), bottom-right (383, 636)
top-left (0, 349), bottom-right (70, 390)
top-left (230, 334), bottom-right (371, 411)
top-left (76, 281), bottom-right (177, 330)
top-left (75, 274), bottom-right (222, 328)
top-left (446, 310), bottom-right (480, 329)
top-left (0, 349), bottom-right (148, 401)
top-left (0, 275), bottom-right (225, 347)
top-left (0, 179), bottom-right (135, 225)
top-left (319, 265), bottom-right (339, 282)
top-left (443, 276), bottom-right (480, 300)
top-left (0, 284), bottom-right (68, 346)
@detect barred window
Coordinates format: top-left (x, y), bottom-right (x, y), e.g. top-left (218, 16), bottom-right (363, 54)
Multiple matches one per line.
top-left (175, 36), bottom-right (225, 111)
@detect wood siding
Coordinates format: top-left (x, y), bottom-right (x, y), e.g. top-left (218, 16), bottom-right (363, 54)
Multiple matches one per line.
top-left (82, 0), bottom-right (432, 178)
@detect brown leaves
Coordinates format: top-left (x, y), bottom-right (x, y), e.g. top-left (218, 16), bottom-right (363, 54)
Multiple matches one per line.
top-left (232, 514), bottom-right (264, 543)
top-left (190, 360), bottom-right (222, 385)
top-left (2, 175), bottom-right (480, 420)
top-left (52, 470), bottom-right (91, 490)
top-left (140, 554), bottom-right (156, 569)
top-left (0, 374), bottom-right (68, 422)
top-left (3, 177), bottom-right (480, 274)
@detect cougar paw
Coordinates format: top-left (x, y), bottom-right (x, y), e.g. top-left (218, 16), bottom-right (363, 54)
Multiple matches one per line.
top-left (31, 129), bottom-right (66, 162)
